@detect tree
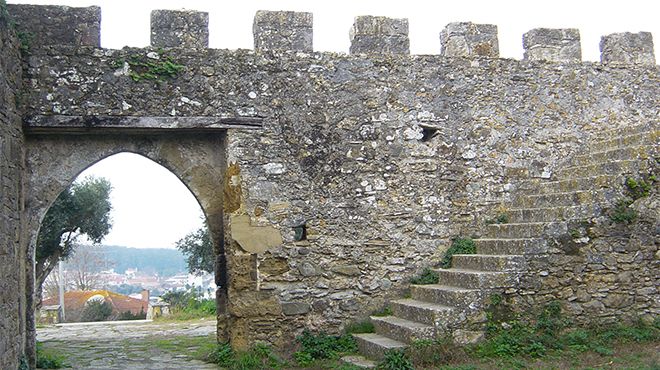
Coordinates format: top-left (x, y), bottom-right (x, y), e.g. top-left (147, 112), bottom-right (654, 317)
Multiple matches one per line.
top-left (36, 176), bottom-right (112, 304)
top-left (66, 244), bottom-right (111, 291)
top-left (175, 226), bottom-right (214, 275)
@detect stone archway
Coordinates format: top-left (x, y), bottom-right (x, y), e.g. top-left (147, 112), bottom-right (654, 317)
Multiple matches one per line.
top-left (23, 132), bottom-right (230, 360)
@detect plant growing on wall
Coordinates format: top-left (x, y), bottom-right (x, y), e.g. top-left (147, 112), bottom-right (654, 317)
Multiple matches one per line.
top-left (35, 176), bottom-right (112, 306)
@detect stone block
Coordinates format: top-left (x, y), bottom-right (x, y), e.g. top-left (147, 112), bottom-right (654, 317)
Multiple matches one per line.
top-left (440, 22), bottom-right (499, 58)
top-left (253, 10), bottom-right (313, 52)
top-left (600, 32), bottom-right (655, 65)
top-left (281, 301), bottom-right (311, 315)
top-left (523, 28), bottom-right (581, 62)
top-left (7, 4), bottom-right (100, 47)
top-left (350, 16), bottom-right (409, 54)
top-left (151, 9), bottom-right (209, 48)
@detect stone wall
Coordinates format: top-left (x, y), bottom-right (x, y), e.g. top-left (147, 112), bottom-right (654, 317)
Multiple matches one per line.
top-left (0, 3), bottom-right (26, 369)
top-left (6, 4), bottom-right (660, 353)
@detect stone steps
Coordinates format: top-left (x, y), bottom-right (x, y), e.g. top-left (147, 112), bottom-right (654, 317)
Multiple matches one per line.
top-left (485, 222), bottom-right (566, 239)
top-left (570, 145), bottom-right (655, 167)
top-left (452, 254), bottom-right (525, 272)
top-left (555, 159), bottom-right (648, 179)
top-left (410, 284), bottom-right (483, 308)
top-left (588, 131), bottom-right (658, 152)
top-left (433, 268), bottom-right (519, 289)
top-left (474, 238), bottom-right (547, 255)
top-left (517, 175), bottom-right (618, 195)
top-left (513, 190), bottom-right (597, 208)
top-left (507, 205), bottom-right (600, 223)
top-left (341, 355), bottom-right (377, 369)
top-left (390, 299), bottom-right (455, 327)
top-left (353, 333), bottom-right (407, 361)
top-left (371, 315), bottom-right (436, 343)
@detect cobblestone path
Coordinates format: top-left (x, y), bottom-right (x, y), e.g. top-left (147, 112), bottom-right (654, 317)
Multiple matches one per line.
top-left (37, 319), bottom-right (219, 369)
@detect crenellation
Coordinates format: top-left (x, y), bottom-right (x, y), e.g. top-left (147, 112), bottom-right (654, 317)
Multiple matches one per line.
top-left (6, 4), bottom-right (100, 47)
top-left (600, 32), bottom-right (655, 65)
top-left (349, 16), bottom-right (410, 55)
top-left (523, 28), bottom-right (581, 62)
top-left (440, 22), bottom-right (499, 58)
top-left (150, 9), bottom-right (209, 48)
top-left (253, 10), bottom-right (313, 52)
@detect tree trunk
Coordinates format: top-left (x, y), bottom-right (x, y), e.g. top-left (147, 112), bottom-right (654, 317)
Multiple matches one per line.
top-left (35, 251), bottom-right (61, 308)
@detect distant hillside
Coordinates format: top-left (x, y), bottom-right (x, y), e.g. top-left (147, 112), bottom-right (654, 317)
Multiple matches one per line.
top-left (100, 245), bottom-right (187, 277)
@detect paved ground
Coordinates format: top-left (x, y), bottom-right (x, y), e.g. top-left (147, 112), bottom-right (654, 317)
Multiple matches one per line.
top-left (37, 319), bottom-right (219, 369)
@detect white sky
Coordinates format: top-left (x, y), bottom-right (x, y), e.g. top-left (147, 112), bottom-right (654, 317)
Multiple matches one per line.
top-left (9, 0), bottom-right (659, 248)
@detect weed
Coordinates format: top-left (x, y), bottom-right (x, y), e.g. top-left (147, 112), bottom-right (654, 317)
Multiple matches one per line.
top-left (486, 213), bottom-right (510, 225)
top-left (625, 177), bottom-right (653, 200)
top-left (344, 320), bottom-right (375, 334)
top-left (295, 330), bottom-right (357, 364)
top-left (36, 342), bottom-right (69, 369)
top-left (440, 238), bottom-right (476, 268)
top-left (410, 267), bottom-right (439, 284)
top-left (378, 349), bottom-right (414, 370)
top-left (112, 53), bottom-right (184, 82)
top-left (372, 306), bottom-right (393, 317)
top-left (610, 198), bottom-right (637, 224)
top-left (206, 342), bottom-right (286, 369)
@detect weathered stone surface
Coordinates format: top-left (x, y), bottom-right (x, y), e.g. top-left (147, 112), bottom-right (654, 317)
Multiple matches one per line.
top-left (332, 265), bottom-right (362, 276)
top-left (1, 5), bottom-right (659, 362)
top-left (7, 4), bottom-right (100, 47)
top-left (151, 9), bottom-right (209, 48)
top-left (230, 214), bottom-right (283, 253)
top-left (0, 9), bottom-right (27, 370)
top-left (350, 16), bottom-right (409, 54)
top-left (440, 22), bottom-right (499, 58)
top-left (600, 32), bottom-right (655, 65)
top-left (523, 28), bottom-right (581, 62)
top-left (253, 10), bottom-right (313, 52)
top-left (281, 302), bottom-right (311, 315)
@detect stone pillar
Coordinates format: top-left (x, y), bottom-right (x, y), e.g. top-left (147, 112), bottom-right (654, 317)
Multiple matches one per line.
top-left (600, 32), bottom-right (655, 65)
top-left (523, 28), bottom-right (581, 62)
top-left (440, 22), bottom-right (499, 58)
top-left (150, 9), bottom-right (209, 48)
top-left (349, 16), bottom-right (409, 55)
top-left (7, 4), bottom-right (100, 47)
top-left (253, 10), bottom-right (313, 52)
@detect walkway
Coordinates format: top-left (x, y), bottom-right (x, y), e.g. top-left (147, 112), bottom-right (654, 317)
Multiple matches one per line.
top-left (37, 319), bottom-right (218, 369)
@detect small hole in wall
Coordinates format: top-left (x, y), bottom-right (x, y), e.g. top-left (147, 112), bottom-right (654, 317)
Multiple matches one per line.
top-left (420, 126), bottom-right (439, 142)
top-left (293, 224), bottom-right (307, 241)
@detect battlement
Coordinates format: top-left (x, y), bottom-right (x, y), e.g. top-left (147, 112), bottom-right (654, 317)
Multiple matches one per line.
top-left (6, 4), bottom-right (656, 65)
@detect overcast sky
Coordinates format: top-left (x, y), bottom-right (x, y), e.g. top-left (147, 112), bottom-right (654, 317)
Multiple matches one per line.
top-left (10, 0), bottom-right (658, 248)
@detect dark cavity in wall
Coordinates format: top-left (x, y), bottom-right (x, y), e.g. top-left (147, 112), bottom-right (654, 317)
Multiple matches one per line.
top-left (420, 125), bottom-right (439, 142)
top-left (293, 224), bottom-right (307, 241)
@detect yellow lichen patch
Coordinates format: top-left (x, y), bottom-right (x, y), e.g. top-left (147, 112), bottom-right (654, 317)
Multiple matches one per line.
top-left (224, 162), bottom-right (242, 213)
top-left (230, 214), bottom-right (283, 253)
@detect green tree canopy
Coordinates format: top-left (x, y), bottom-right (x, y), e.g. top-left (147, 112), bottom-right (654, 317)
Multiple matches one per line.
top-left (175, 226), bottom-right (214, 275)
top-left (36, 176), bottom-right (113, 303)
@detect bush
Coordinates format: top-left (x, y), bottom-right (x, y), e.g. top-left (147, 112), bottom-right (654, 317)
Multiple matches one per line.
top-left (378, 349), bottom-right (414, 370)
top-left (410, 268), bottom-right (439, 285)
top-left (117, 308), bottom-right (146, 321)
top-left (160, 288), bottom-right (216, 320)
top-left (345, 320), bottom-right (375, 334)
top-left (294, 330), bottom-right (357, 365)
top-left (206, 342), bottom-right (286, 369)
top-left (440, 238), bottom-right (476, 268)
top-left (80, 300), bottom-right (112, 322)
top-left (36, 342), bottom-right (68, 369)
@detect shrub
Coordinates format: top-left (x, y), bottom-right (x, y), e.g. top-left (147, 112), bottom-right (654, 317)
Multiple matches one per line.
top-left (440, 238), bottom-right (476, 268)
top-left (410, 267), bottom-right (439, 285)
top-left (378, 349), bottom-right (414, 370)
top-left (294, 330), bottom-right (357, 364)
top-left (372, 306), bottom-right (393, 317)
top-left (610, 199), bottom-right (637, 224)
top-left (36, 342), bottom-right (68, 369)
top-left (80, 300), bottom-right (112, 322)
top-left (118, 308), bottom-right (146, 321)
top-left (345, 320), bottom-right (375, 334)
top-left (160, 288), bottom-right (216, 320)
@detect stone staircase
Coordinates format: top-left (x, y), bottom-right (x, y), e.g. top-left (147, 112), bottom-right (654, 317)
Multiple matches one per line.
top-left (344, 124), bottom-right (658, 367)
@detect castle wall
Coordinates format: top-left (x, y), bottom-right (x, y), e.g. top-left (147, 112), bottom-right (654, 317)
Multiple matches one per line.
top-left (7, 5), bottom-right (660, 351)
top-left (0, 4), bottom-right (26, 369)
